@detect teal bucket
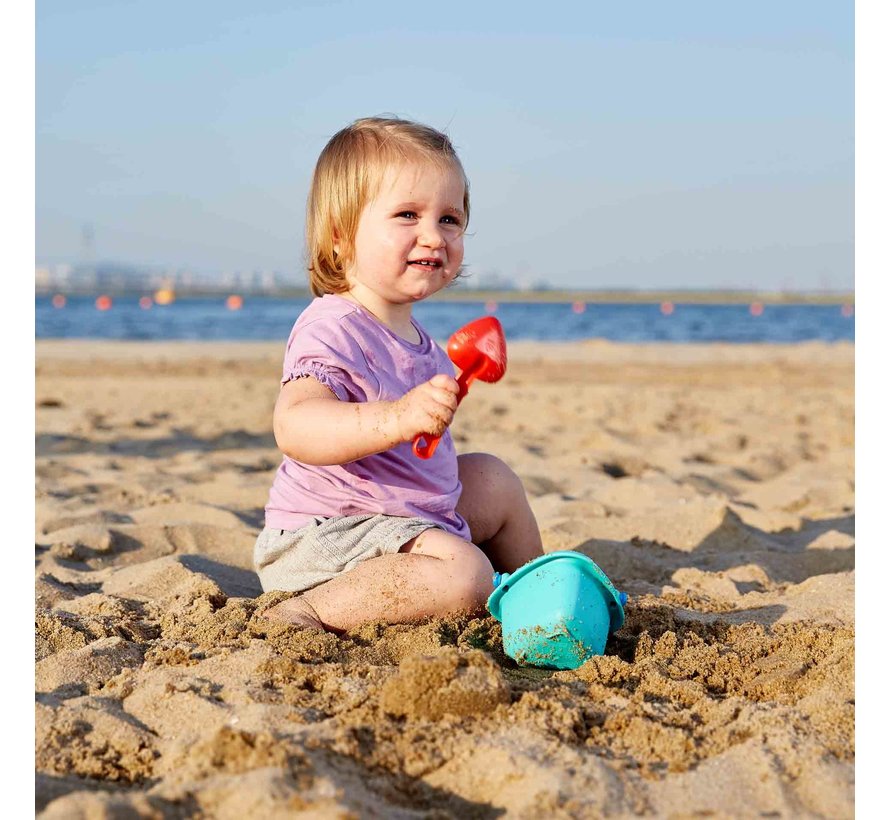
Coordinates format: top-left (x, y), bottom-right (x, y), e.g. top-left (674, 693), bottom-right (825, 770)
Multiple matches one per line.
top-left (486, 551), bottom-right (627, 670)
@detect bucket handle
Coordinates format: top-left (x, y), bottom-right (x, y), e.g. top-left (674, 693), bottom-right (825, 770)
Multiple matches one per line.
top-left (494, 572), bottom-right (628, 608)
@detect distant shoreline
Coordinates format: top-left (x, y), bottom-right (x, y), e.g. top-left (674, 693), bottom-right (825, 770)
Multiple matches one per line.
top-left (431, 289), bottom-right (854, 306)
top-left (36, 288), bottom-right (854, 305)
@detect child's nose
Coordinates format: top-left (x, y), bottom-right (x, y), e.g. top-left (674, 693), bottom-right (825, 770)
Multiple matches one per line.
top-left (418, 221), bottom-right (446, 249)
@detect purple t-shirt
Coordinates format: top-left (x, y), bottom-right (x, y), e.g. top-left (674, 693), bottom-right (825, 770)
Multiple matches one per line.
top-left (264, 294), bottom-right (470, 540)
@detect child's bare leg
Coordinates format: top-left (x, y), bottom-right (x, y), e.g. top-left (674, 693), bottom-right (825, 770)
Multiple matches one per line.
top-left (261, 529), bottom-right (494, 632)
top-left (457, 453), bottom-right (544, 572)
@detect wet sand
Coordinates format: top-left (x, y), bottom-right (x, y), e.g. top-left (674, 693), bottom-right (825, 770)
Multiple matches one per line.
top-left (35, 339), bottom-right (854, 818)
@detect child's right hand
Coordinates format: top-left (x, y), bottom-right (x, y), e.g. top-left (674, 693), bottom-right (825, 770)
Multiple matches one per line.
top-left (393, 374), bottom-right (460, 443)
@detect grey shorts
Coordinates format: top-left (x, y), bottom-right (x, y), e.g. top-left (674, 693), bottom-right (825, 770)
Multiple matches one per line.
top-left (253, 514), bottom-right (440, 594)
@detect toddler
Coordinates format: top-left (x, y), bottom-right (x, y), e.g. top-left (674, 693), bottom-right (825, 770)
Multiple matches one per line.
top-left (256, 116), bottom-right (543, 631)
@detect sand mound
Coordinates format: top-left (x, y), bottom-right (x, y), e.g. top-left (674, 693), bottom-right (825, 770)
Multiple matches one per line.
top-left (380, 648), bottom-right (511, 720)
top-left (36, 637), bottom-right (145, 696)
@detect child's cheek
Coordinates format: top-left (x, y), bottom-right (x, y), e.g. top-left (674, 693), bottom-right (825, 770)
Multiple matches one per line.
top-left (381, 233), bottom-right (402, 254)
top-left (450, 238), bottom-right (465, 271)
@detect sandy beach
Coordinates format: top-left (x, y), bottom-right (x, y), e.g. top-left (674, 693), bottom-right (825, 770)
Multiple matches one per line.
top-left (35, 338), bottom-right (854, 818)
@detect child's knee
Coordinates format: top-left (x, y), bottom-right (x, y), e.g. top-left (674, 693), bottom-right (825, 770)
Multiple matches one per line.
top-left (457, 453), bottom-right (530, 543)
top-left (460, 452), bottom-right (524, 495)
top-left (402, 528), bottom-right (495, 611)
top-left (452, 547), bottom-right (495, 611)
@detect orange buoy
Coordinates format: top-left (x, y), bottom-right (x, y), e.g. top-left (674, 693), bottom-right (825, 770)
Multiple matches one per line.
top-left (841, 303), bottom-right (853, 318)
top-left (660, 301), bottom-right (674, 316)
top-left (226, 294), bottom-right (244, 310)
top-left (571, 300), bottom-right (586, 314)
top-left (485, 300), bottom-right (498, 314)
top-left (154, 288), bottom-right (175, 305)
top-left (95, 295), bottom-right (112, 311)
top-left (750, 301), bottom-right (764, 317)
top-left (139, 296), bottom-right (153, 309)
top-left (51, 294), bottom-right (66, 308)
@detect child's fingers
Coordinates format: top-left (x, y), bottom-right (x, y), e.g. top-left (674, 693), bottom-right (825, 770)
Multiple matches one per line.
top-left (424, 376), bottom-right (459, 410)
top-left (426, 388), bottom-right (457, 414)
top-left (396, 378), bottom-right (459, 440)
top-left (426, 386), bottom-right (458, 412)
top-left (416, 391), bottom-right (454, 419)
top-left (415, 392), bottom-right (455, 433)
top-left (428, 374), bottom-right (459, 393)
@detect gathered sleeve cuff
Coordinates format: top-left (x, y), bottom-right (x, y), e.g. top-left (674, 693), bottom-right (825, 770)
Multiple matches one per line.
top-left (282, 361), bottom-right (351, 402)
top-left (280, 314), bottom-right (378, 402)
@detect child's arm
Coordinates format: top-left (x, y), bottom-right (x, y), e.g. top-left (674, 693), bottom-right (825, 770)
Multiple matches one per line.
top-left (273, 373), bottom-right (459, 466)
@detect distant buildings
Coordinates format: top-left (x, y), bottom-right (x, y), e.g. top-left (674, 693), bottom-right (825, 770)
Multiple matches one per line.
top-left (453, 269), bottom-right (518, 291)
top-left (34, 261), bottom-right (301, 296)
top-left (34, 261), bottom-right (538, 296)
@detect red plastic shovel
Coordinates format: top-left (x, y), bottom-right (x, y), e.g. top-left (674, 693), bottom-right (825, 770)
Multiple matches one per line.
top-left (413, 316), bottom-right (507, 459)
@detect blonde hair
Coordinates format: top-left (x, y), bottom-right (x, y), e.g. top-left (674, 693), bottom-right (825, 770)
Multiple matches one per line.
top-left (305, 116), bottom-right (470, 296)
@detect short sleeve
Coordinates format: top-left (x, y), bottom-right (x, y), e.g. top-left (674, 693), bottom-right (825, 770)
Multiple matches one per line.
top-left (281, 315), bottom-right (377, 402)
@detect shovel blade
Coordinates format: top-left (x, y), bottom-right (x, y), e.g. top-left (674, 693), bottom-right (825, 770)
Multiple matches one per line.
top-left (446, 316), bottom-right (507, 382)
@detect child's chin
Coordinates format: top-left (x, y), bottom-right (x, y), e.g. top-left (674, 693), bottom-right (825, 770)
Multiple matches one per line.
top-left (405, 283), bottom-right (443, 301)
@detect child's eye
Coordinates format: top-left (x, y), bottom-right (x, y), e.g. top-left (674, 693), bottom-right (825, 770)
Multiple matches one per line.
top-left (396, 211), bottom-right (417, 219)
top-left (441, 215), bottom-right (462, 226)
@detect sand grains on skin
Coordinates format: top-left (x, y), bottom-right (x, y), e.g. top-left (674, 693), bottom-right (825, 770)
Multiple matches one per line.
top-left (35, 339), bottom-right (853, 818)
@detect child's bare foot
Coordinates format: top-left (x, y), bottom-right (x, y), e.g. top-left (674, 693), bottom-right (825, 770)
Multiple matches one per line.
top-left (261, 596), bottom-right (326, 630)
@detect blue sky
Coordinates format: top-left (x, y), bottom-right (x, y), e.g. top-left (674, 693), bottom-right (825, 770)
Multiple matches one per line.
top-left (36, 0), bottom-right (854, 290)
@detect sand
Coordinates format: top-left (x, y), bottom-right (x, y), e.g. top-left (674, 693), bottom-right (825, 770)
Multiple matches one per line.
top-left (35, 338), bottom-right (854, 818)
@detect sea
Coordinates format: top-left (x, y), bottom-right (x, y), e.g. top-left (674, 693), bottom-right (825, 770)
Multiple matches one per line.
top-left (35, 296), bottom-right (854, 344)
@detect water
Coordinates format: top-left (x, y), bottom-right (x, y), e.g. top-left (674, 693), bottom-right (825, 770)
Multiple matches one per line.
top-left (36, 296), bottom-right (855, 343)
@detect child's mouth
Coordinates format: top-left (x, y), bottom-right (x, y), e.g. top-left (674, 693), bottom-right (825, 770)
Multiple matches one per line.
top-left (408, 259), bottom-right (443, 269)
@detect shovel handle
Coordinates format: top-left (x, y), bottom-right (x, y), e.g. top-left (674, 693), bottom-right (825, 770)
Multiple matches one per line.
top-left (411, 369), bottom-right (476, 460)
top-left (413, 433), bottom-right (441, 459)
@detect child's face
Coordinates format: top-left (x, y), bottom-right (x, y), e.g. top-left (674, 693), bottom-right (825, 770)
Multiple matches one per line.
top-left (343, 161), bottom-right (466, 307)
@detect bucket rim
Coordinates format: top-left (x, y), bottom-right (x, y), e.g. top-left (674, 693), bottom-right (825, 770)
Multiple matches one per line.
top-left (486, 550), bottom-right (625, 633)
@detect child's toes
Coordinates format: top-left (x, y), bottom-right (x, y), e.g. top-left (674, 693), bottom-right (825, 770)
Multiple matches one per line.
top-left (261, 597), bottom-right (326, 630)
